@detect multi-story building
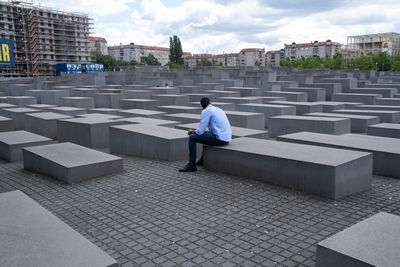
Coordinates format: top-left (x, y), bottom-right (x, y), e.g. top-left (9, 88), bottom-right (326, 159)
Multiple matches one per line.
top-left (108, 43), bottom-right (170, 65)
top-left (347, 32), bottom-right (400, 57)
top-left (265, 49), bottom-right (285, 67)
top-left (0, 0), bottom-right (92, 77)
top-left (89, 36), bottom-right (107, 56)
top-left (284, 40), bottom-right (341, 60)
top-left (238, 48), bottom-right (265, 66)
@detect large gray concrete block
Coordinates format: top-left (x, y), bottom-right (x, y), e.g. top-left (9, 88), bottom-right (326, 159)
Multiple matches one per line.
top-left (264, 91), bottom-right (308, 102)
top-left (225, 87), bottom-right (260, 97)
top-left (282, 87), bottom-right (326, 102)
top-left (176, 85), bottom-right (203, 94)
top-left (162, 113), bottom-right (200, 124)
top-left (41, 90), bottom-right (68, 105)
top-left (278, 132), bottom-right (400, 178)
top-left (261, 81), bottom-right (297, 91)
top-left (349, 88), bottom-right (397, 98)
top-left (0, 116), bottom-right (13, 132)
top-left (185, 93), bottom-right (215, 103)
top-left (62, 97), bottom-right (95, 109)
top-left (119, 99), bottom-right (159, 110)
top-left (314, 101), bottom-right (345, 112)
top-left (151, 94), bottom-right (190, 106)
top-left (0, 190), bottom-right (118, 266)
top-left (316, 78), bottom-right (357, 92)
top-left (94, 93), bottom-right (124, 108)
top-left (70, 88), bottom-right (99, 97)
top-left (204, 137), bottom-right (372, 199)
top-left (23, 142), bottom-right (123, 184)
top-left (368, 123), bottom-right (400, 139)
top-left (26, 104), bottom-right (56, 111)
top-left (316, 212), bottom-right (400, 267)
top-left (88, 108), bottom-right (121, 115)
top-left (332, 93), bottom-right (381, 105)
top-left (269, 115), bottom-right (351, 137)
top-left (175, 123), bottom-right (268, 139)
top-left (110, 124), bottom-right (195, 161)
top-left (351, 104), bottom-right (400, 111)
top-left (76, 113), bottom-right (123, 120)
top-left (57, 117), bottom-right (124, 148)
top-left (47, 106), bottom-right (87, 116)
top-left (204, 90), bottom-right (241, 98)
top-left (124, 90), bottom-right (152, 99)
top-left (117, 117), bottom-right (180, 128)
top-left (0, 107), bottom-right (41, 130)
top-left (157, 105), bottom-right (202, 114)
top-left (216, 96), bottom-right (263, 105)
top-left (7, 96), bottom-right (37, 107)
top-left (225, 110), bottom-right (265, 130)
top-left (237, 103), bottom-right (296, 127)
top-left (0, 130), bottom-right (54, 162)
top-left (117, 109), bottom-right (165, 118)
top-left (147, 86), bottom-right (180, 95)
top-left (195, 82), bottom-right (224, 90)
top-left (301, 83), bottom-right (342, 101)
top-left (267, 101), bottom-right (323, 115)
top-left (24, 112), bottom-right (73, 139)
top-left (376, 98), bottom-right (400, 106)
top-left (331, 109), bottom-right (400, 123)
top-left (304, 112), bottom-right (380, 133)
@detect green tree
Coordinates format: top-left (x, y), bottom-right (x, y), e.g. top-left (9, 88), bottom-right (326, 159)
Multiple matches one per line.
top-left (140, 54), bottom-right (161, 65)
top-left (391, 60), bottom-right (400, 71)
top-left (169, 35), bottom-right (184, 65)
top-left (331, 52), bottom-right (346, 69)
top-left (373, 52), bottom-right (391, 71)
top-left (94, 52), bottom-right (117, 71)
top-left (197, 57), bottom-right (212, 67)
top-left (255, 60), bottom-right (261, 66)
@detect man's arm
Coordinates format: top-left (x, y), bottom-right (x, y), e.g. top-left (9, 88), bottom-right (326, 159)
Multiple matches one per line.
top-left (195, 109), bottom-right (211, 135)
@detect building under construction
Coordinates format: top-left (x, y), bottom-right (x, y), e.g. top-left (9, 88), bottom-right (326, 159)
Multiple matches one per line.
top-left (0, 0), bottom-right (92, 77)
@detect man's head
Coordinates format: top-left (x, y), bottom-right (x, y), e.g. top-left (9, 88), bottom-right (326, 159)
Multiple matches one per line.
top-left (200, 97), bottom-right (211, 109)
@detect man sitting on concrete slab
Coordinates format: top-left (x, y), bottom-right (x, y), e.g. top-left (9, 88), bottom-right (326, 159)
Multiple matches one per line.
top-left (179, 97), bottom-right (232, 172)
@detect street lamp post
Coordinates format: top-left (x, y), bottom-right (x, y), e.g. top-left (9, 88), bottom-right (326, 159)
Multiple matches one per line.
top-left (376, 62), bottom-right (378, 71)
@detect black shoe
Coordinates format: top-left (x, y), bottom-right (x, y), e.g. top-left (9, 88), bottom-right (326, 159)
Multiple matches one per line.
top-left (196, 157), bottom-right (203, 166)
top-left (179, 164), bottom-right (197, 172)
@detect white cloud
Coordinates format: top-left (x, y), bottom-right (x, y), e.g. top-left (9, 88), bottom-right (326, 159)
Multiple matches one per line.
top-left (37, 0), bottom-right (136, 16)
top-left (32, 0), bottom-right (400, 54)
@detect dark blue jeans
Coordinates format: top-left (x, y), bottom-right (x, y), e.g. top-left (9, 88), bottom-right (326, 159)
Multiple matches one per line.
top-left (188, 131), bottom-right (228, 165)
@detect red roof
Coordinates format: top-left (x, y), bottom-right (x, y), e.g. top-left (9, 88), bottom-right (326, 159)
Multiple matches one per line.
top-left (108, 44), bottom-right (170, 51)
top-left (240, 48), bottom-right (265, 53)
top-left (266, 50), bottom-right (280, 54)
top-left (89, 36), bottom-right (107, 43)
top-left (183, 52), bottom-right (192, 56)
top-left (284, 41), bottom-right (341, 48)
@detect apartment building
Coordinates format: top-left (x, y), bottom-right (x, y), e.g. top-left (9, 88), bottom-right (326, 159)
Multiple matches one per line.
top-left (284, 40), bottom-right (341, 60)
top-left (265, 49), bottom-right (284, 67)
top-left (347, 32), bottom-right (400, 57)
top-left (239, 48), bottom-right (265, 66)
top-left (89, 36), bottom-right (107, 56)
top-left (0, 0), bottom-right (92, 77)
top-left (108, 43), bottom-right (170, 65)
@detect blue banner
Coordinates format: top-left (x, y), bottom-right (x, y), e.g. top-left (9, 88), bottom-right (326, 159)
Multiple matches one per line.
top-left (0, 39), bottom-right (15, 67)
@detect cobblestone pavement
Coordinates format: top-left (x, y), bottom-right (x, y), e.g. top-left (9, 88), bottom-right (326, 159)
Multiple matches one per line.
top-left (0, 155), bottom-right (399, 266)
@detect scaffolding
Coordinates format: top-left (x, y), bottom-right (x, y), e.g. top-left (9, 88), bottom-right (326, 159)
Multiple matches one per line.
top-left (0, 0), bottom-right (93, 77)
top-left (347, 32), bottom-right (400, 58)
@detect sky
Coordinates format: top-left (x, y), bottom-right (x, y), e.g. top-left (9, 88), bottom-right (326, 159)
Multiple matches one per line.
top-left (37, 0), bottom-right (400, 54)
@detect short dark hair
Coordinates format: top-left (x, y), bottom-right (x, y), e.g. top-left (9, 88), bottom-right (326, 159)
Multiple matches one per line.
top-left (200, 97), bottom-right (211, 109)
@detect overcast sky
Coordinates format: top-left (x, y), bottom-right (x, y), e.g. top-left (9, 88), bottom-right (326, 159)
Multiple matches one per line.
top-left (38, 0), bottom-right (400, 54)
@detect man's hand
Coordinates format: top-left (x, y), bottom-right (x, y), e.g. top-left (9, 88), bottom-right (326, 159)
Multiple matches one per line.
top-left (187, 129), bottom-right (196, 135)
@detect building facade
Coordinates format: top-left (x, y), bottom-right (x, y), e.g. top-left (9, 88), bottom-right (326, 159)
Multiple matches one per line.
top-left (89, 36), bottom-right (107, 56)
top-left (265, 50), bottom-right (285, 67)
top-left (0, 0), bottom-right (92, 77)
top-left (238, 48), bottom-right (265, 66)
top-left (347, 32), bottom-right (400, 57)
top-left (108, 43), bottom-right (170, 65)
top-left (284, 40), bottom-right (341, 60)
